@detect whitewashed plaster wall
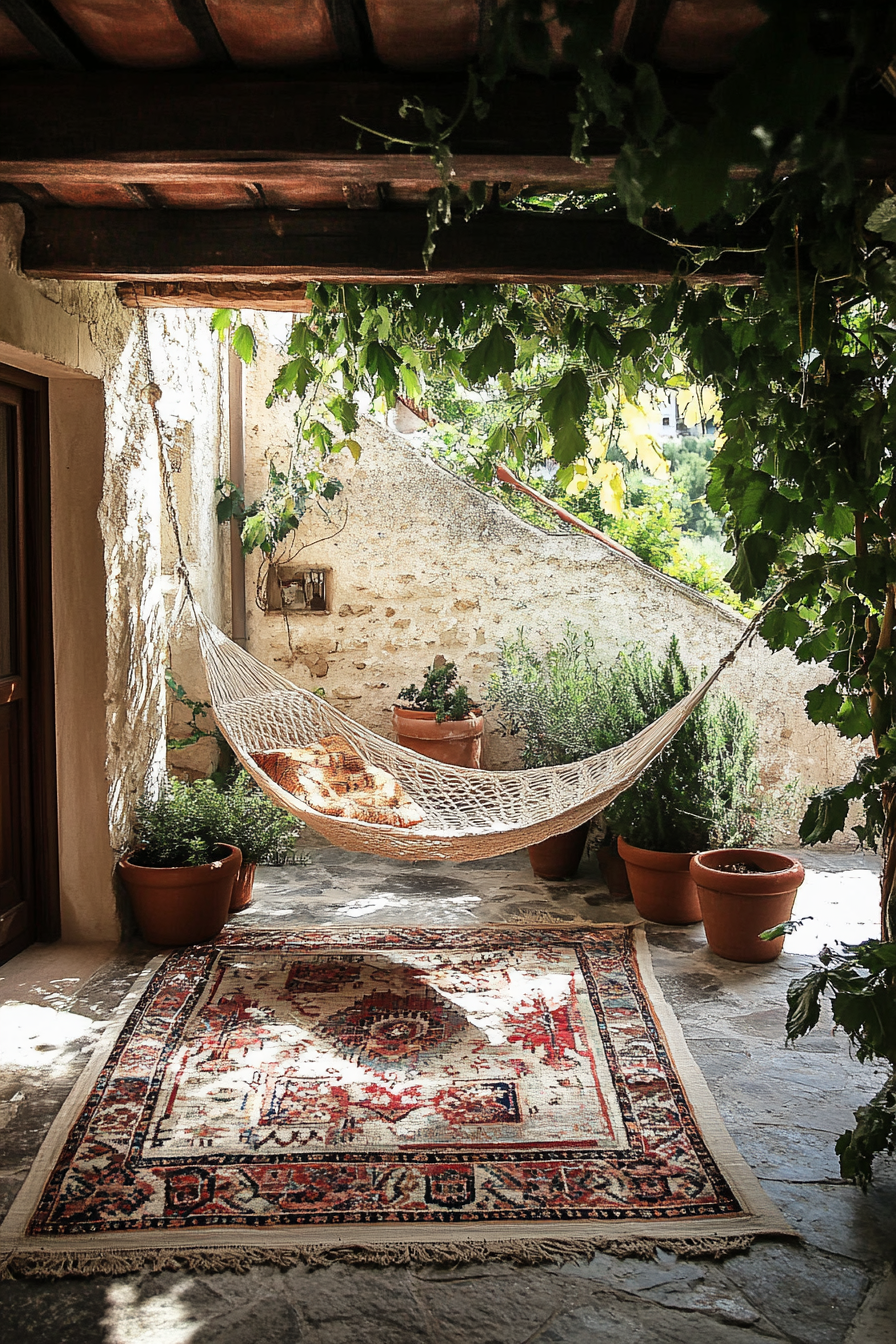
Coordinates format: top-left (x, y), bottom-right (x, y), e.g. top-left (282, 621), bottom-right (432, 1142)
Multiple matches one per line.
top-left (0, 205), bottom-right (229, 940)
top-left (242, 327), bottom-right (861, 817)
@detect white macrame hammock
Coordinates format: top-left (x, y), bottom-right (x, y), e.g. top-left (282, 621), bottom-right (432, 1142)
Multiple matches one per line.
top-left (192, 600), bottom-right (757, 863)
top-left (141, 311), bottom-right (760, 865)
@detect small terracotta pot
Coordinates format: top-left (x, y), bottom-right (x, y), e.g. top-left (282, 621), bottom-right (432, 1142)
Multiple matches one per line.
top-left (119, 844), bottom-right (241, 946)
top-left (229, 861), bottom-right (257, 912)
top-left (392, 706), bottom-right (483, 769)
top-left (528, 822), bottom-right (590, 880)
top-left (617, 838), bottom-right (701, 924)
top-left (597, 838), bottom-right (633, 899)
top-left (690, 848), bottom-right (806, 962)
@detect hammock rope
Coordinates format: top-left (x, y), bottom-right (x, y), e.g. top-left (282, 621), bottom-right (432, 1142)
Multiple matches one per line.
top-left (139, 312), bottom-right (766, 862)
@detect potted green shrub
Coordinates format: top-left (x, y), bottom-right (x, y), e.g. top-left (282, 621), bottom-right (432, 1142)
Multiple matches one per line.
top-left (213, 771), bottom-right (306, 911)
top-left (118, 777), bottom-right (241, 945)
top-left (604, 640), bottom-right (769, 924)
top-left (488, 627), bottom-right (620, 879)
top-left (392, 657), bottom-right (483, 768)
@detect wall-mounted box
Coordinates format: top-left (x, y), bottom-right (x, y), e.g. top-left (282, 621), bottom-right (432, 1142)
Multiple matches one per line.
top-left (266, 564), bottom-right (332, 615)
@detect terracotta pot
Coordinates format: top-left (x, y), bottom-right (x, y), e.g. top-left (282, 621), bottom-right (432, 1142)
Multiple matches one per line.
top-left (119, 844), bottom-right (241, 946)
top-left (528, 822), bottom-right (590, 880)
top-left (229, 861), bottom-right (257, 913)
top-left (597, 838), bottom-right (633, 900)
top-left (392, 706), bottom-right (483, 768)
top-left (617, 838), bottom-right (701, 924)
top-left (690, 848), bottom-right (806, 963)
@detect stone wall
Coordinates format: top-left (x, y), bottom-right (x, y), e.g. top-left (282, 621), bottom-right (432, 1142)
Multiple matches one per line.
top-left (0, 206), bottom-right (229, 940)
top-left (242, 327), bottom-right (861, 819)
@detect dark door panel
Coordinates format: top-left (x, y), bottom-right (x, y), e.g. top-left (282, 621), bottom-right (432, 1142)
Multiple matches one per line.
top-left (0, 373), bottom-right (58, 963)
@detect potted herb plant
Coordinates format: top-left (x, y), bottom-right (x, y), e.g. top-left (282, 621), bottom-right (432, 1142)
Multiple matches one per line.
top-left (605, 640), bottom-right (769, 924)
top-left (488, 627), bottom-right (613, 879)
top-left (393, 657), bottom-right (483, 768)
top-left (118, 777), bottom-right (241, 945)
top-left (213, 770), bottom-right (306, 911)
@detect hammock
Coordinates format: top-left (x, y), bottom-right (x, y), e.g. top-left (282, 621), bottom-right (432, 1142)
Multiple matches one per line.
top-left (194, 603), bottom-right (753, 863)
top-left (138, 311), bottom-right (759, 864)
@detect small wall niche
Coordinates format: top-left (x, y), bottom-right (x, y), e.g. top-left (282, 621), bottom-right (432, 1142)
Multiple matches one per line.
top-left (266, 564), bottom-right (332, 615)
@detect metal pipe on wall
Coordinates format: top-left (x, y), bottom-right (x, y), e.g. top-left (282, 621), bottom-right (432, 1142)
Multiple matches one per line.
top-left (227, 345), bottom-right (248, 647)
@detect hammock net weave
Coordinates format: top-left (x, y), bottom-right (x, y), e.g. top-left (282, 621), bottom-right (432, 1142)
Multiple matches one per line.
top-left (196, 605), bottom-right (741, 863)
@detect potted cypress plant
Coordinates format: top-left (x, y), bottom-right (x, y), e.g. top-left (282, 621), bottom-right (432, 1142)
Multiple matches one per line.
top-left (392, 657), bottom-right (483, 768)
top-left (213, 770), bottom-right (306, 911)
top-left (118, 777), bottom-right (241, 945)
top-left (605, 641), bottom-right (770, 924)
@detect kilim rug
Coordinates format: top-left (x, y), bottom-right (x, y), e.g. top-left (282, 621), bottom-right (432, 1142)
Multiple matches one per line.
top-left (0, 925), bottom-right (793, 1277)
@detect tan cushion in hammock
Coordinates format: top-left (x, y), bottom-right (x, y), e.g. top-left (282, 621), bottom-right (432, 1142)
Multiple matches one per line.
top-left (253, 734), bottom-right (425, 828)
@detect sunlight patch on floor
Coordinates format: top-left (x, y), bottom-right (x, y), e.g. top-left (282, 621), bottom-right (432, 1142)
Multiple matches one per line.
top-left (103, 1280), bottom-right (202, 1344)
top-left (336, 892), bottom-right (482, 919)
top-left (0, 1001), bottom-right (99, 1069)
top-left (787, 868), bottom-right (879, 955)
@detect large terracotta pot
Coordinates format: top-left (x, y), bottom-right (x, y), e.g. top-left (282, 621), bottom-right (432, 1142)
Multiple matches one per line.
top-left (690, 848), bottom-right (806, 962)
top-left (617, 838), bottom-right (701, 924)
top-left (229, 861), bottom-right (257, 913)
top-left (597, 838), bottom-right (633, 899)
top-left (119, 844), bottom-right (241, 946)
top-left (528, 822), bottom-right (590, 880)
top-left (392, 706), bottom-right (483, 768)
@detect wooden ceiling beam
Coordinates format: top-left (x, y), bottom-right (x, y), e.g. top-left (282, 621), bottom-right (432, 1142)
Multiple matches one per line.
top-left (117, 281), bottom-right (312, 310)
top-left (0, 70), bottom-right (588, 161)
top-left (3, 71), bottom-right (896, 190)
top-left (0, 0), bottom-right (94, 70)
top-left (0, 156), bottom-right (616, 190)
top-left (22, 207), bottom-right (764, 286)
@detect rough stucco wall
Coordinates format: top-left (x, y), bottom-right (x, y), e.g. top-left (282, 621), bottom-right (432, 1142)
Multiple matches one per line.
top-left (242, 332), bottom-right (861, 819)
top-left (0, 205), bottom-right (229, 937)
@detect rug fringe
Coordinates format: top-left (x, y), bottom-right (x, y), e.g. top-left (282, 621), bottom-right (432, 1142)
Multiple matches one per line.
top-left (0, 1233), bottom-right (771, 1280)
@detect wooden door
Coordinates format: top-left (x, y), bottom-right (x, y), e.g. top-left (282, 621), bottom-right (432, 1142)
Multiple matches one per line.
top-left (0, 371), bottom-right (58, 963)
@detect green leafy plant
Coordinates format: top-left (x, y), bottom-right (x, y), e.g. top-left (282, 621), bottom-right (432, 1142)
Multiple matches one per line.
top-left (128, 777), bottom-right (229, 869)
top-left (212, 771), bottom-right (306, 866)
top-left (166, 672), bottom-right (236, 788)
top-left (490, 630), bottom-right (767, 851)
top-left (784, 940), bottom-right (896, 1189)
top-left (604, 640), bottom-right (763, 852)
top-left (487, 626), bottom-right (612, 767)
top-left (397, 660), bottom-right (475, 723)
top-left (129, 773), bottom-right (307, 870)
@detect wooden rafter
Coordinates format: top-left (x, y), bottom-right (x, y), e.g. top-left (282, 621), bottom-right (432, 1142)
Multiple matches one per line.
top-left (23, 207), bottom-right (765, 286)
top-left (116, 281), bottom-right (312, 311)
top-left (168, 0), bottom-right (232, 67)
top-left (324, 0), bottom-right (376, 67)
top-left (0, 0), bottom-right (93, 70)
top-left (616, 0), bottom-right (674, 63)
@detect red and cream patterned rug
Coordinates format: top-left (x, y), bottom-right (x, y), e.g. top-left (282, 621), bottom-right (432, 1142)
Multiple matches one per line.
top-left (0, 925), bottom-right (792, 1276)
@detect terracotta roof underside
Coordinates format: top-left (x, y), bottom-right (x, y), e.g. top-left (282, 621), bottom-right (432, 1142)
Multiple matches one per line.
top-left (0, 1), bottom-right (894, 298)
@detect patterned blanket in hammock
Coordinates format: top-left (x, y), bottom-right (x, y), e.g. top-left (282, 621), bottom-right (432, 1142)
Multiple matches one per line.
top-left (253, 734), bottom-right (425, 828)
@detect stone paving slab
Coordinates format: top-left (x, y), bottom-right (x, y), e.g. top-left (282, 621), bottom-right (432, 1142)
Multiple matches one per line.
top-left (0, 839), bottom-right (894, 1344)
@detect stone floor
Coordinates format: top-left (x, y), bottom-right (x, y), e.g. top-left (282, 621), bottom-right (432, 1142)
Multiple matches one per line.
top-left (0, 836), bottom-right (894, 1344)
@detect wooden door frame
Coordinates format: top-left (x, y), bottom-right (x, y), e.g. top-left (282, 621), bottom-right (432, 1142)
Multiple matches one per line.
top-left (0, 362), bottom-right (59, 958)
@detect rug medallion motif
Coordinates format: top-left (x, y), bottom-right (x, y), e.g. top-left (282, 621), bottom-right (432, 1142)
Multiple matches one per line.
top-left (1, 926), bottom-right (794, 1267)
